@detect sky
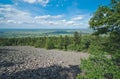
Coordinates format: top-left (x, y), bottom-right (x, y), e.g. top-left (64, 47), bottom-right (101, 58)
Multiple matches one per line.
top-left (0, 0), bottom-right (110, 29)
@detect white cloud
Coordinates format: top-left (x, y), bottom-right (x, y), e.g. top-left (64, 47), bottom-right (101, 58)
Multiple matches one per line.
top-left (34, 15), bottom-right (63, 19)
top-left (7, 20), bottom-right (16, 24)
top-left (23, 0), bottom-right (36, 3)
top-left (35, 15), bottom-right (50, 19)
top-left (23, 0), bottom-right (49, 7)
top-left (0, 5), bottom-right (31, 20)
top-left (0, 4), bottom-right (33, 25)
top-left (71, 16), bottom-right (83, 21)
top-left (38, 0), bottom-right (49, 7)
top-left (66, 21), bottom-right (75, 25)
top-left (0, 4), bottom-right (89, 29)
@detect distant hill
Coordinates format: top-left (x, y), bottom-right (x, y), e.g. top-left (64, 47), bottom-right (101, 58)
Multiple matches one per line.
top-left (0, 29), bottom-right (93, 38)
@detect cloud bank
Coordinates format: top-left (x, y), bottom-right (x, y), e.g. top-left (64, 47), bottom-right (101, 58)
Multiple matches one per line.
top-left (0, 4), bottom-right (90, 29)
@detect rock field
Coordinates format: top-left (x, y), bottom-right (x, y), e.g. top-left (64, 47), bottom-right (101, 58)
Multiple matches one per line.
top-left (0, 46), bottom-right (89, 79)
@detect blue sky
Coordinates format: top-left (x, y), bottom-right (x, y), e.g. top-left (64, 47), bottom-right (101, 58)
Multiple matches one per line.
top-left (0, 0), bottom-right (110, 29)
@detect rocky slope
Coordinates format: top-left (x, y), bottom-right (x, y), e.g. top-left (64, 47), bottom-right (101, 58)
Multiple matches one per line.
top-left (0, 46), bottom-right (89, 79)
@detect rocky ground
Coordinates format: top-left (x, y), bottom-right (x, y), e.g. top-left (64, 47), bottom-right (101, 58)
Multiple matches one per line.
top-left (0, 46), bottom-right (89, 79)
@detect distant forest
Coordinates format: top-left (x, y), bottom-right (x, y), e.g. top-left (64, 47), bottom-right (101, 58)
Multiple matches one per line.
top-left (0, 32), bottom-right (90, 51)
top-left (0, 29), bottom-right (92, 38)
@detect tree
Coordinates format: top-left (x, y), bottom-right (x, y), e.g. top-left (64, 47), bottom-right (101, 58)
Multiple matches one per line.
top-left (58, 35), bottom-right (64, 49)
top-left (89, 0), bottom-right (120, 35)
top-left (73, 32), bottom-right (81, 46)
top-left (64, 35), bottom-right (69, 50)
top-left (73, 32), bottom-right (82, 51)
top-left (45, 37), bottom-right (55, 49)
top-left (89, 0), bottom-right (120, 53)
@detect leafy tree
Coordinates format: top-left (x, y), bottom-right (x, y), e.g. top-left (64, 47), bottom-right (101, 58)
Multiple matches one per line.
top-left (89, 0), bottom-right (120, 53)
top-left (64, 35), bottom-right (69, 50)
top-left (34, 39), bottom-right (41, 48)
top-left (83, 39), bottom-right (90, 50)
top-left (76, 0), bottom-right (120, 79)
top-left (45, 37), bottom-right (55, 49)
top-left (74, 32), bottom-right (80, 45)
top-left (73, 32), bottom-right (82, 51)
top-left (89, 0), bottom-right (120, 35)
top-left (58, 35), bottom-right (64, 49)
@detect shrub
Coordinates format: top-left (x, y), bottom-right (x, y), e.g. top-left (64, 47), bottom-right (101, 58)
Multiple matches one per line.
top-left (76, 52), bottom-right (120, 79)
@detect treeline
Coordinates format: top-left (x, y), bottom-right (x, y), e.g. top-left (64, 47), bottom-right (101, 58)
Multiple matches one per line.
top-left (0, 31), bottom-right (119, 55)
top-left (0, 31), bottom-right (119, 54)
top-left (0, 32), bottom-right (91, 51)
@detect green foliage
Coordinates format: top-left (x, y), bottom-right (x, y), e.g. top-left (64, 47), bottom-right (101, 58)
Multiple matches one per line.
top-left (76, 0), bottom-right (120, 78)
top-left (80, 35), bottom-right (92, 51)
top-left (88, 36), bottom-right (108, 53)
top-left (76, 52), bottom-right (120, 79)
top-left (73, 32), bottom-right (81, 45)
top-left (63, 35), bottom-right (70, 50)
top-left (34, 37), bottom-right (46, 48)
top-left (89, 3), bottom-right (120, 52)
top-left (89, 0), bottom-right (120, 35)
top-left (73, 32), bottom-right (82, 51)
top-left (45, 37), bottom-right (55, 49)
top-left (58, 35), bottom-right (64, 49)
top-left (112, 51), bottom-right (120, 67)
top-left (0, 33), bottom-right (94, 52)
top-left (76, 1), bottom-right (120, 78)
top-left (67, 44), bottom-right (75, 50)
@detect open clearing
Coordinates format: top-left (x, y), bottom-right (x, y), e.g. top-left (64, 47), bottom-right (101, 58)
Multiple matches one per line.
top-left (0, 46), bottom-right (89, 79)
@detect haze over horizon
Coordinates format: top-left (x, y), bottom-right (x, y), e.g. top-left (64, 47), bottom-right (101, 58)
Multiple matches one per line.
top-left (0, 0), bottom-right (110, 29)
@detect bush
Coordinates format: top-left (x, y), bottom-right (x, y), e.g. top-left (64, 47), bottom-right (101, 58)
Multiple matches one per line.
top-left (76, 52), bottom-right (120, 79)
